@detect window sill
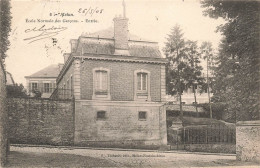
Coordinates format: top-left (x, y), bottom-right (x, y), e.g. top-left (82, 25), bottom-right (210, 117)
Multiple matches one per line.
top-left (92, 94), bottom-right (111, 100)
top-left (138, 119), bottom-right (147, 121)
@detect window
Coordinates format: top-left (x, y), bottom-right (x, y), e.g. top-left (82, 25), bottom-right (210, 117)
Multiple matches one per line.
top-left (44, 83), bottom-right (50, 93)
top-left (138, 111), bottom-right (147, 120)
top-left (134, 70), bottom-right (151, 101)
top-left (92, 68), bottom-right (110, 100)
top-left (95, 70), bottom-right (108, 94)
top-left (32, 82), bottom-right (38, 91)
top-left (97, 111), bottom-right (106, 120)
top-left (137, 73), bottom-right (147, 92)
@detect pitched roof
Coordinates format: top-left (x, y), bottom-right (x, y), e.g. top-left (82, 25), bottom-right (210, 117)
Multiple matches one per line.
top-left (77, 28), bottom-right (162, 58)
top-left (26, 64), bottom-right (60, 78)
top-left (82, 27), bottom-right (150, 41)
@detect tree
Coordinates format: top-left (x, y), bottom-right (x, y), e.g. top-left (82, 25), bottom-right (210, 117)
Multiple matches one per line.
top-left (164, 24), bottom-right (186, 119)
top-left (6, 83), bottom-right (28, 98)
top-left (200, 41), bottom-right (216, 118)
top-left (184, 40), bottom-right (204, 115)
top-left (201, 1), bottom-right (260, 121)
top-left (0, 0), bottom-right (12, 59)
top-left (164, 25), bottom-right (205, 118)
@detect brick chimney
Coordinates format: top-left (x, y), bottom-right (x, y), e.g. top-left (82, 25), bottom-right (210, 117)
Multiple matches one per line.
top-left (58, 63), bottom-right (64, 72)
top-left (70, 39), bottom-right (77, 53)
top-left (113, 15), bottom-right (130, 56)
top-left (63, 53), bottom-right (70, 63)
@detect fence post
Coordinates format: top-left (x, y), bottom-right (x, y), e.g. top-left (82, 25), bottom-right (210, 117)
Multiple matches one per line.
top-left (187, 129), bottom-right (190, 144)
top-left (206, 128), bottom-right (208, 144)
top-left (183, 127), bottom-right (185, 145)
top-left (219, 124), bottom-right (221, 143)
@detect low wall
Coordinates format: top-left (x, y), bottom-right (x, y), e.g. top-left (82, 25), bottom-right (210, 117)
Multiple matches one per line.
top-left (74, 100), bottom-right (167, 149)
top-left (185, 144), bottom-right (236, 154)
top-left (7, 98), bottom-right (74, 146)
top-left (236, 120), bottom-right (260, 163)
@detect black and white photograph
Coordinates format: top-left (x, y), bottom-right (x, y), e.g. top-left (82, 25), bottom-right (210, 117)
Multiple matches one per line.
top-left (0, 0), bottom-right (259, 167)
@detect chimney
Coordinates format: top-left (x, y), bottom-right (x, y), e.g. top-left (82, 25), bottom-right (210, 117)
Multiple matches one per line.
top-left (63, 53), bottom-right (70, 63)
top-left (113, 15), bottom-right (130, 56)
top-left (70, 39), bottom-right (77, 53)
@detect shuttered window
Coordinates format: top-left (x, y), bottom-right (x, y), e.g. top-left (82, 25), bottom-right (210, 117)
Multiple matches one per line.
top-left (32, 83), bottom-right (38, 91)
top-left (44, 83), bottom-right (50, 93)
top-left (95, 70), bottom-right (108, 94)
top-left (137, 72), bottom-right (147, 91)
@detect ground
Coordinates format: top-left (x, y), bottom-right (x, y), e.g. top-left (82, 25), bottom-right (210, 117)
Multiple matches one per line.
top-left (5, 146), bottom-right (259, 168)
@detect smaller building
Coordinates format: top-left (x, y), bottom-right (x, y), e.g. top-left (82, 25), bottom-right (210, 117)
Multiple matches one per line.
top-left (166, 85), bottom-right (213, 105)
top-left (25, 64), bottom-right (62, 98)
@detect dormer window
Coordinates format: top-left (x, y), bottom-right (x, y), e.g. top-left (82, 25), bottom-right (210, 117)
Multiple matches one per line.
top-left (92, 68), bottom-right (111, 100)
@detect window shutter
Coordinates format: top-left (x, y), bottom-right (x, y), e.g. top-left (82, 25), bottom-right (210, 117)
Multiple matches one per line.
top-left (50, 83), bottom-right (53, 93)
top-left (102, 72), bottom-right (108, 90)
top-left (29, 82), bottom-right (32, 92)
top-left (95, 71), bottom-right (99, 90)
top-left (142, 74), bottom-right (147, 91)
top-left (137, 73), bottom-right (141, 90)
top-left (39, 82), bottom-right (43, 92)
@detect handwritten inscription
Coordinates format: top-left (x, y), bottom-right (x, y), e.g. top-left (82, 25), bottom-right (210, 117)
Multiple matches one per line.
top-left (24, 25), bottom-right (67, 44)
top-left (49, 12), bottom-right (74, 17)
top-left (78, 7), bottom-right (104, 16)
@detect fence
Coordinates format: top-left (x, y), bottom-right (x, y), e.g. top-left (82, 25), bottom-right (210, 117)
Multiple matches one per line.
top-left (183, 124), bottom-right (236, 144)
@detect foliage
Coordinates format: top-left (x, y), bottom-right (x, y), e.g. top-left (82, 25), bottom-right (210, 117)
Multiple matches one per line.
top-left (164, 24), bottom-right (185, 96)
top-left (201, 1), bottom-right (260, 121)
top-left (0, 0), bottom-right (12, 59)
top-left (32, 90), bottom-right (42, 98)
top-left (198, 103), bottom-right (229, 121)
top-left (6, 83), bottom-right (28, 98)
top-left (164, 25), bottom-right (205, 98)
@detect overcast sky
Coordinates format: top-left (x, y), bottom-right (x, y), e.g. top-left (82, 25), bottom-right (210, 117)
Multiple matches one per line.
top-left (6, 0), bottom-right (225, 85)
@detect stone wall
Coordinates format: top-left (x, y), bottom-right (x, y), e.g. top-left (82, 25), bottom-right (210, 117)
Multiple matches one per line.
top-left (74, 100), bottom-right (167, 149)
top-left (0, 61), bottom-right (8, 166)
top-left (7, 98), bottom-right (74, 146)
top-left (80, 60), bottom-right (162, 102)
top-left (236, 120), bottom-right (260, 163)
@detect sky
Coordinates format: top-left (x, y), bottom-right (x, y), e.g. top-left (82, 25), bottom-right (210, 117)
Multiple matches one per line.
top-left (6, 0), bottom-right (225, 85)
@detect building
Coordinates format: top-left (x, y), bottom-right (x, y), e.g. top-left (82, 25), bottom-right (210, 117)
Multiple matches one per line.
top-left (25, 64), bottom-right (61, 98)
top-left (53, 13), bottom-right (168, 148)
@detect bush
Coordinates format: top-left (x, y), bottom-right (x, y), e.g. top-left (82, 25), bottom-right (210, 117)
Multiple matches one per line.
top-left (6, 84), bottom-right (28, 98)
top-left (198, 103), bottom-right (227, 120)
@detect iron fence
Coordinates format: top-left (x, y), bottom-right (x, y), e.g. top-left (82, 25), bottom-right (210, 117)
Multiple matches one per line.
top-left (183, 124), bottom-right (236, 144)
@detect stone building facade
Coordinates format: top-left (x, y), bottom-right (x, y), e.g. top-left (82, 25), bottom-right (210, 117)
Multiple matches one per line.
top-left (55, 15), bottom-right (168, 148)
top-left (25, 64), bottom-right (61, 98)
